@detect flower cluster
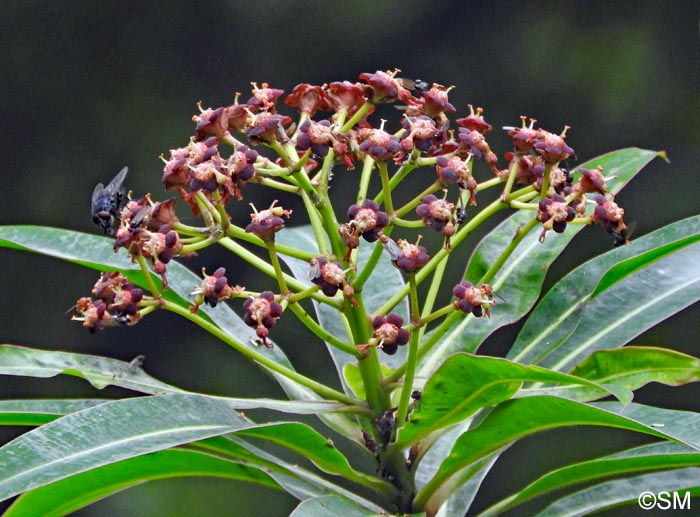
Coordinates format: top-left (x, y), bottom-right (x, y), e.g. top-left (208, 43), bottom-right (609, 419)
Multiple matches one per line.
top-left (72, 272), bottom-right (144, 332)
top-left (76, 69), bottom-right (633, 370)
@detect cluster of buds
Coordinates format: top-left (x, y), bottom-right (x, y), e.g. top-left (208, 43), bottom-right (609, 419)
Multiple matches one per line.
top-left (339, 200), bottom-right (389, 259)
top-left (245, 201), bottom-right (292, 242)
top-left (72, 272), bottom-right (144, 332)
top-left (358, 313), bottom-right (410, 356)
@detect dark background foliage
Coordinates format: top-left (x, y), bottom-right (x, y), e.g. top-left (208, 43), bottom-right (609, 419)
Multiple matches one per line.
top-left (0, 1), bottom-right (698, 515)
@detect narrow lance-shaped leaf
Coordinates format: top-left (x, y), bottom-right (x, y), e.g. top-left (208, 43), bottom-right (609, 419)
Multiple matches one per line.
top-left (479, 442), bottom-right (700, 516)
top-left (537, 468), bottom-right (699, 517)
top-left (396, 353), bottom-right (630, 448)
top-left (529, 238), bottom-right (700, 372)
top-left (414, 396), bottom-right (700, 515)
top-left (0, 393), bottom-right (261, 502)
top-left (236, 423), bottom-right (392, 494)
top-left (4, 449), bottom-right (279, 517)
top-left (508, 214), bottom-right (700, 366)
top-left (419, 148), bottom-right (662, 377)
top-left (0, 345), bottom-right (185, 395)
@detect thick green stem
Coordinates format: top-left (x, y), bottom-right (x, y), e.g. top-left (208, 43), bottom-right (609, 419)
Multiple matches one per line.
top-left (394, 274), bottom-right (421, 429)
top-left (286, 302), bottom-right (358, 356)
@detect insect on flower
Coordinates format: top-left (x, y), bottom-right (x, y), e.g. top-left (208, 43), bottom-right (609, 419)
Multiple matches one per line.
top-left (92, 166), bottom-right (128, 235)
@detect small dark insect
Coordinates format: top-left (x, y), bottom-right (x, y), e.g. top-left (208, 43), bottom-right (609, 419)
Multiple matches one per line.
top-left (396, 77), bottom-right (430, 92)
top-left (454, 206), bottom-right (466, 225)
top-left (92, 167), bottom-right (128, 235)
top-left (611, 221), bottom-right (636, 247)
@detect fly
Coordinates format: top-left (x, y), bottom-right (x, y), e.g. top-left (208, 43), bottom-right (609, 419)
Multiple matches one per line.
top-left (92, 167), bottom-right (128, 235)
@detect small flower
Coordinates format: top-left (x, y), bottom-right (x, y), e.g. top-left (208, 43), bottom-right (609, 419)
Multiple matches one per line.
top-left (416, 82), bottom-right (456, 120)
top-left (436, 155), bottom-right (479, 204)
top-left (243, 291), bottom-right (283, 347)
top-left (324, 81), bottom-right (368, 117)
top-left (537, 194), bottom-right (576, 241)
top-left (416, 195), bottom-right (456, 246)
top-left (575, 166), bottom-right (607, 195)
top-left (247, 82), bottom-right (285, 112)
top-left (72, 298), bottom-right (115, 333)
top-left (295, 119), bottom-right (335, 158)
top-left (400, 115), bottom-right (446, 155)
top-left (343, 200), bottom-right (389, 243)
top-left (452, 281), bottom-right (495, 317)
top-left (372, 313), bottom-right (409, 355)
top-left (457, 128), bottom-right (498, 171)
top-left (384, 237), bottom-right (430, 273)
top-left (358, 127), bottom-right (401, 161)
top-left (147, 198), bottom-right (179, 231)
top-left (309, 257), bottom-right (358, 306)
top-left (506, 116), bottom-right (539, 153)
top-left (533, 127), bottom-right (574, 164)
top-left (456, 105), bottom-right (493, 134)
top-left (223, 145), bottom-right (259, 200)
top-left (244, 112), bottom-right (292, 144)
top-left (245, 201), bottom-right (292, 241)
top-left (284, 83), bottom-right (329, 116)
top-left (193, 105), bottom-right (229, 141)
top-left (359, 70), bottom-right (419, 106)
top-left (591, 194), bottom-right (630, 246)
top-left (191, 267), bottom-right (243, 311)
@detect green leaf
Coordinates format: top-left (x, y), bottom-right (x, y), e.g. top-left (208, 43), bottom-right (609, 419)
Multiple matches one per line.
top-left (397, 353), bottom-right (630, 448)
top-left (509, 215), bottom-right (700, 368)
top-left (571, 346), bottom-right (700, 389)
top-left (290, 494), bottom-right (403, 517)
top-left (0, 399), bottom-right (107, 426)
top-left (0, 345), bottom-right (185, 395)
top-left (480, 442), bottom-right (700, 515)
top-left (4, 449), bottom-right (278, 517)
top-left (237, 423), bottom-right (391, 494)
top-left (414, 396), bottom-right (696, 515)
top-left (537, 468), bottom-right (699, 516)
top-left (419, 148), bottom-right (662, 377)
top-left (0, 393), bottom-right (260, 501)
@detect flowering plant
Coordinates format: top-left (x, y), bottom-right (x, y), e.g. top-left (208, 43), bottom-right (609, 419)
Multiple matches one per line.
top-left (0, 70), bottom-right (699, 516)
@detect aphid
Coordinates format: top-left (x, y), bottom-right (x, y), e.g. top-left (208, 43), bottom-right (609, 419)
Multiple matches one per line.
top-left (92, 167), bottom-right (128, 235)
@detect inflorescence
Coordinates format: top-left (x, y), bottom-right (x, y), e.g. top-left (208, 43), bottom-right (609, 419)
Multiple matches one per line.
top-left (73, 69), bottom-right (631, 354)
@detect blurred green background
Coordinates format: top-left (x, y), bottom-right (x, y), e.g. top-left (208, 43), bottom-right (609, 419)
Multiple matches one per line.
top-left (0, 1), bottom-right (698, 515)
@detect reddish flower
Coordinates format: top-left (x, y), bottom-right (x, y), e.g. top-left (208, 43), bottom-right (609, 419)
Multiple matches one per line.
top-left (575, 166), bottom-right (607, 195)
top-left (372, 313), bottom-right (409, 355)
top-left (538, 194), bottom-right (576, 241)
top-left (533, 127), bottom-right (574, 164)
top-left (417, 82), bottom-right (456, 119)
top-left (358, 128), bottom-right (401, 161)
top-left (345, 200), bottom-right (389, 243)
top-left (506, 117), bottom-right (539, 153)
top-left (324, 81), bottom-right (367, 116)
top-left (458, 128), bottom-right (498, 171)
top-left (359, 70), bottom-right (419, 106)
top-left (243, 291), bottom-right (283, 347)
top-left (456, 105), bottom-right (493, 134)
top-left (452, 281), bottom-right (495, 317)
top-left (244, 112), bottom-right (292, 144)
top-left (193, 105), bottom-right (229, 141)
top-left (436, 155), bottom-right (479, 204)
top-left (416, 195), bottom-right (456, 244)
top-left (191, 267), bottom-right (243, 310)
top-left (223, 145), bottom-right (258, 199)
top-left (400, 115), bottom-right (446, 154)
top-left (591, 194), bottom-right (630, 246)
top-left (247, 82), bottom-right (285, 112)
top-left (296, 119), bottom-right (335, 158)
top-left (384, 237), bottom-right (430, 273)
top-left (245, 201), bottom-right (292, 241)
top-left (285, 83), bottom-right (329, 116)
